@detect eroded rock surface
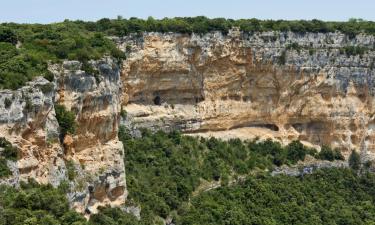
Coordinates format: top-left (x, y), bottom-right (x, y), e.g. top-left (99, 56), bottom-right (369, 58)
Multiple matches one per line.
top-left (0, 58), bottom-right (126, 214)
top-left (2, 29), bottom-right (375, 215)
top-left (119, 30), bottom-right (375, 160)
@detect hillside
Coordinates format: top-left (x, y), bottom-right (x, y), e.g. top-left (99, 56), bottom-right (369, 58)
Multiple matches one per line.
top-left (0, 17), bottom-right (375, 224)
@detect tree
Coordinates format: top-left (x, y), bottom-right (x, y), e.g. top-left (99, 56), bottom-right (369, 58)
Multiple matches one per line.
top-left (0, 27), bottom-right (17, 44)
top-left (349, 150), bottom-right (361, 171)
top-left (318, 146), bottom-right (344, 161)
top-left (54, 104), bottom-right (76, 139)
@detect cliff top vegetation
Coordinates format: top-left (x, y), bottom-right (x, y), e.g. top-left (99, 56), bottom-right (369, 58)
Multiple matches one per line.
top-left (1, 17), bottom-right (374, 90)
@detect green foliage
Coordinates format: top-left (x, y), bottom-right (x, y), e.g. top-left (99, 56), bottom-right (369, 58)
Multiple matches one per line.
top-left (349, 150), bottom-right (361, 170)
top-left (2, 17), bottom-right (375, 90)
top-left (0, 158), bottom-right (11, 178)
top-left (82, 17), bottom-right (375, 37)
top-left (0, 137), bottom-right (19, 161)
top-left (66, 160), bottom-right (76, 181)
top-left (55, 104), bottom-right (76, 137)
top-left (120, 107), bottom-right (127, 119)
top-left (278, 50), bottom-right (287, 65)
top-left (120, 128), bottom-right (323, 221)
top-left (24, 97), bottom-right (33, 112)
top-left (0, 182), bottom-right (86, 225)
top-left (286, 42), bottom-right (301, 52)
top-left (317, 145), bottom-right (345, 161)
top-left (340, 45), bottom-right (368, 56)
top-left (0, 27), bottom-right (17, 44)
top-left (4, 97), bottom-right (11, 109)
top-left (0, 22), bottom-right (122, 90)
top-left (179, 169), bottom-right (375, 225)
top-left (89, 207), bottom-right (140, 225)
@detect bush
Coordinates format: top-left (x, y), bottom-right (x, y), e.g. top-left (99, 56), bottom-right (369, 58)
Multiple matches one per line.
top-left (277, 50), bottom-right (286, 65)
top-left (317, 145), bottom-right (344, 161)
top-left (285, 140), bottom-right (307, 163)
top-left (55, 104), bottom-right (76, 138)
top-left (0, 183), bottom-right (86, 224)
top-left (349, 150), bottom-right (361, 170)
top-left (0, 27), bottom-right (17, 44)
top-left (4, 98), bottom-right (12, 109)
top-left (0, 158), bottom-right (12, 178)
top-left (341, 46), bottom-right (367, 56)
top-left (66, 160), bottom-right (76, 181)
top-left (0, 137), bottom-right (19, 161)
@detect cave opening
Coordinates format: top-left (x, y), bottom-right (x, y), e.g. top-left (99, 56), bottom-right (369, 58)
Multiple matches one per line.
top-left (153, 96), bottom-right (161, 105)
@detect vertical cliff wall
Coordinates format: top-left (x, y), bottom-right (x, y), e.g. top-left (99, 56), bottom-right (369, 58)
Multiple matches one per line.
top-left (118, 29), bottom-right (375, 161)
top-left (0, 57), bottom-right (126, 214)
top-left (1, 28), bottom-right (375, 214)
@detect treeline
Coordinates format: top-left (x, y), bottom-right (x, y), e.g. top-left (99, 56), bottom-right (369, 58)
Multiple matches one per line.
top-left (0, 21), bottom-right (125, 89)
top-left (1, 17), bottom-right (374, 90)
top-left (80, 17), bottom-right (375, 37)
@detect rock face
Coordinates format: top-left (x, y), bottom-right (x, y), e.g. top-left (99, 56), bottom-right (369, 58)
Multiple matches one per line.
top-left (118, 30), bottom-right (375, 161)
top-left (0, 58), bottom-right (126, 214)
top-left (2, 29), bottom-right (375, 214)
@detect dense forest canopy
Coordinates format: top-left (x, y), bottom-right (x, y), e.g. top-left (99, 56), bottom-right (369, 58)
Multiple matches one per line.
top-left (0, 17), bottom-right (375, 89)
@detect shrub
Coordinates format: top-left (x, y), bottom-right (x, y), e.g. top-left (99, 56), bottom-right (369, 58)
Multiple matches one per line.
top-left (0, 158), bottom-right (12, 178)
top-left (0, 27), bottom-right (17, 44)
top-left (55, 104), bottom-right (76, 137)
top-left (349, 150), bottom-right (361, 170)
top-left (277, 50), bottom-right (286, 65)
top-left (66, 160), bottom-right (76, 181)
top-left (285, 140), bottom-right (308, 164)
top-left (0, 137), bottom-right (19, 161)
top-left (120, 107), bottom-right (127, 119)
top-left (317, 145), bottom-right (344, 161)
top-left (341, 46), bottom-right (367, 56)
top-left (286, 42), bottom-right (301, 52)
top-left (24, 97), bottom-right (33, 112)
top-left (4, 98), bottom-right (12, 109)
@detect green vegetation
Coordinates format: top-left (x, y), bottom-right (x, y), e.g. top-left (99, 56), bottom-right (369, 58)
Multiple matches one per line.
top-left (3, 97), bottom-right (12, 108)
top-left (1, 168), bottom-right (373, 225)
top-left (55, 104), bottom-right (77, 138)
top-left (66, 160), bottom-right (77, 181)
top-left (86, 17), bottom-right (375, 37)
top-left (317, 145), bottom-right (344, 161)
top-left (0, 180), bottom-right (87, 225)
top-left (0, 137), bottom-right (18, 178)
top-left (349, 150), bottom-right (361, 171)
top-left (178, 168), bottom-right (375, 225)
top-left (286, 42), bottom-right (302, 52)
top-left (0, 137), bottom-right (19, 161)
top-left (340, 45), bottom-right (368, 56)
top-left (0, 128), bottom-right (373, 224)
top-left (0, 22), bottom-right (125, 90)
top-left (0, 158), bottom-right (11, 178)
top-left (278, 50), bottom-right (287, 65)
top-left (1, 17), bottom-right (375, 89)
top-left (120, 128), bottom-right (351, 222)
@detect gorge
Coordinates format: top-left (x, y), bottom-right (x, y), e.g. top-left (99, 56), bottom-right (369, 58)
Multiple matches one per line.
top-left (1, 19), bottom-right (375, 223)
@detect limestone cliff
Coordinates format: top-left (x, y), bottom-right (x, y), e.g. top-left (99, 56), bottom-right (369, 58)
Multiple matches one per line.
top-left (0, 58), bottom-right (126, 214)
top-left (1, 28), bottom-right (375, 215)
top-left (118, 29), bottom-right (375, 161)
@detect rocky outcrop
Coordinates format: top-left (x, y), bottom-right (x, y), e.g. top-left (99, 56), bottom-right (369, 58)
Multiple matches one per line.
top-left (118, 29), bottom-right (375, 161)
top-left (2, 28), bottom-right (375, 215)
top-left (0, 58), bottom-right (126, 214)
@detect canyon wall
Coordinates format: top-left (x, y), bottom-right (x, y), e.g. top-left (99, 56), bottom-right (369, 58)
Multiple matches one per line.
top-left (0, 58), bottom-right (126, 214)
top-left (118, 29), bottom-right (375, 160)
top-left (1, 28), bottom-right (375, 214)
